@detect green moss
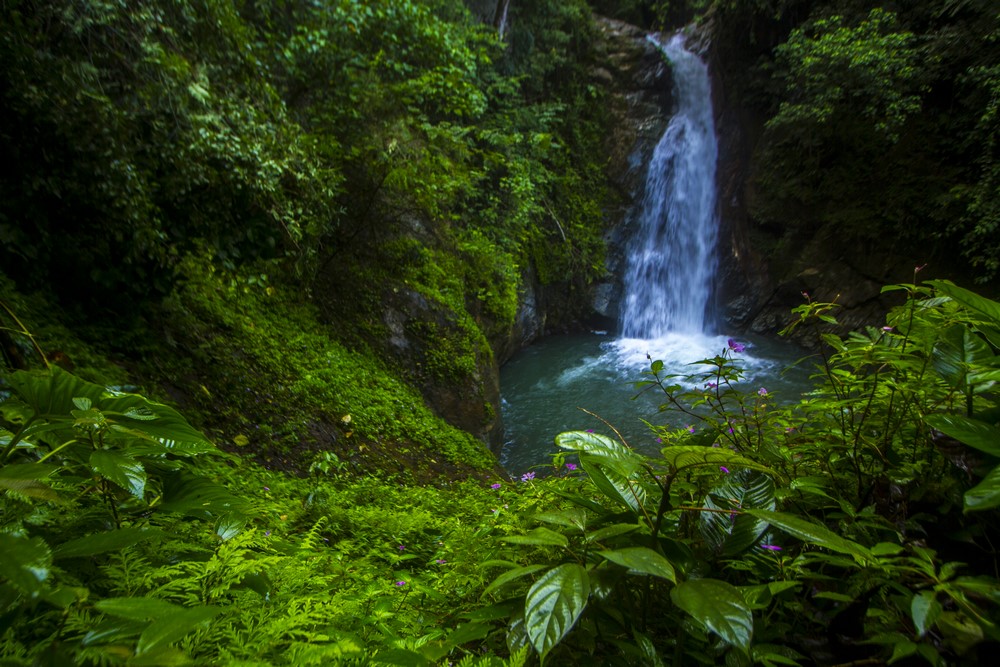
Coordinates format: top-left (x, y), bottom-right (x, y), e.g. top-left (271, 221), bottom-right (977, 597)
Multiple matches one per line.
top-left (147, 257), bottom-right (495, 472)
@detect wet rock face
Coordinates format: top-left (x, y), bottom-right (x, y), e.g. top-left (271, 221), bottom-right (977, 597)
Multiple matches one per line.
top-left (589, 17), bottom-right (674, 328)
top-left (381, 284), bottom-right (503, 450)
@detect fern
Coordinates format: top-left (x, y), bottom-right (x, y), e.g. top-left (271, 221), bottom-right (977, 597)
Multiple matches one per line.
top-left (298, 515), bottom-right (330, 552)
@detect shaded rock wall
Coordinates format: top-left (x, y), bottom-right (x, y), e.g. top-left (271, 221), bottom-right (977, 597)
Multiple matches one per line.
top-left (588, 17), bottom-right (674, 329)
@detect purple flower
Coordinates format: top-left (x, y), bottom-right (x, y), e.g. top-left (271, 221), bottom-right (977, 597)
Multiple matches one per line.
top-left (720, 466), bottom-right (730, 474)
top-left (686, 424), bottom-right (695, 434)
top-left (521, 472), bottom-right (535, 482)
top-left (728, 426), bottom-right (734, 434)
top-left (727, 338), bottom-right (746, 353)
top-left (706, 382), bottom-right (718, 389)
top-left (586, 429), bottom-right (595, 433)
top-left (656, 437), bottom-right (663, 443)
top-left (263, 486), bottom-right (270, 491)
top-left (881, 326), bottom-right (893, 332)
top-left (564, 463), bottom-right (577, 471)
top-left (397, 545), bottom-right (406, 551)
top-left (490, 482), bottom-right (502, 489)
top-left (264, 530), bottom-right (271, 537)
top-left (760, 544), bottom-right (782, 552)
top-left (435, 559), bottom-right (447, 564)
top-left (394, 580), bottom-right (407, 586)
top-left (758, 387), bottom-right (768, 396)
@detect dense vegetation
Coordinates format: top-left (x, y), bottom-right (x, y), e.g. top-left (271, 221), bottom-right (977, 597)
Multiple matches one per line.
top-left (2, 0), bottom-right (1000, 665)
top-left (710, 0), bottom-right (1000, 284)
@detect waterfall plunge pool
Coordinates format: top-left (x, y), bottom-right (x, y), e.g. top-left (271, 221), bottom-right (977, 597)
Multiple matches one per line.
top-left (498, 331), bottom-right (815, 476)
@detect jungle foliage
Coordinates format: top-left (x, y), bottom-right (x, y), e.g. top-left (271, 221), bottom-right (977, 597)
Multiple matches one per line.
top-left (3, 0), bottom-right (1000, 665)
top-left (712, 0), bottom-right (1000, 283)
top-left (3, 279), bottom-right (1000, 665)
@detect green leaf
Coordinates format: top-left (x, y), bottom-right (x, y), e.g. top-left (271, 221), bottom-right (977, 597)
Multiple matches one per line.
top-left (0, 533), bottom-right (52, 596)
top-left (98, 393), bottom-right (213, 453)
top-left (928, 280), bottom-right (1000, 325)
top-left (599, 547), bottom-right (676, 582)
top-left (555, 431), bottom-right (637, 465)
top-left (524, 564), bottom-right (590, 664)
top-left (925, 414), bottom-right (1000, 457)
top-left (484, 565), bottom-right (548, 597)
top-left (670, 578), bottom-right (753, 650)
top-left (660, 446), bottom-right (770, 474)
top-left (911, 590), bottom-right (942, 637)
top-left (534, 509), bottom-right (587, 532)
top-left (932, 324), bottom-right (993, 389)
top-left (157, 471), bottom-right (247, 518)
top-left (0, 463), bottom-right (61, 501)
top-left (700, 470), bottom-right (775, 556)
top-left (136, 605), bottom-right (221, 655)
top-left (90, 450), bottom-right (146, 498)
top-left (579, 456), bottom-right (646, 514)
top-left (54, 527), bottom-right (165, 559)
top-left (96, 596), bottom-right (180, 619)
top-left (6, 366), bottom-right (104, 419)
top-left (585, 523), bottom-right (639, 543)
top-left (965, 464), bottom-right (1000, 511)
top-left (745, 510), bottom-right (873, 562)
top-left (501, 527), bottom-right (569, 548)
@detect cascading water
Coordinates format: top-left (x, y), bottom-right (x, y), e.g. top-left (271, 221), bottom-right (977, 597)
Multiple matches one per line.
top-left (620, 34), bottom-right (719, 338)
top-left (498, 32), bottom-right (808, 474)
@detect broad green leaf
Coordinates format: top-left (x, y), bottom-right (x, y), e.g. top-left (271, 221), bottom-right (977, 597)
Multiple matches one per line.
top-left (5, 366), bottom-right (104, 419)
top-left (90, 450), bottom-right (146, 498)
top-left (911, 590), bottom-right (942, 637)
top-left (580, 455), bottom-right (646, 514)
top-left (700, 470), bottom-right (775, 556)
top-left (501, 527), bottom-right (569, 548)
top-left (928, 280), bottom-right (1000, 325)
top-left (54, 527), bottom-right (165, 559)
top-left (599, 547), bottom-right (676, 582)
top-left (484, 565), bottom-right (548, 597)
top-left (555, 431), bottom-right (638, 464)
top-left (660, 446), bottom-right (770, 474)
top-left (524, 564), bottom-right (590, 663)
top-left (136, 605), bottom-right (220, 655)
top-left (670, 578), bottom-right (753, 650)
top-left (82, 617), bottom-right (148, 646)
top-left (932, 324), bottom-right (993, 389)
top-left (157, 471), bottom-right (247, 518)
top-left (965, 464), bottom-right (1000, 511)
top-left (99, 393), bottom-right (212, 451)
top-left (534, 509), bottom-right (587, 532)
top-left (0, 463), bottom-right (60, 501)
top-left (0, 533), bottom-right (52, 595)
top-left (925, 414), bottom-right (1000, 457)
top-left (585, 523), bottom-right (639, 543)
top-left (745, 510), bottom-right (873, 562)
top-left (96, 596), bottom-right (180, 619)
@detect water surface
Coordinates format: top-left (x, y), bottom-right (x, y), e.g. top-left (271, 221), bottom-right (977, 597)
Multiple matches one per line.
top-left (499, 332), bottom-right (814, 475)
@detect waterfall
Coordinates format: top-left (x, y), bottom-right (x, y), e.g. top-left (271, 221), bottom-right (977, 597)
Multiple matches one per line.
top-left (620, 34), bottom-right (719, 338)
